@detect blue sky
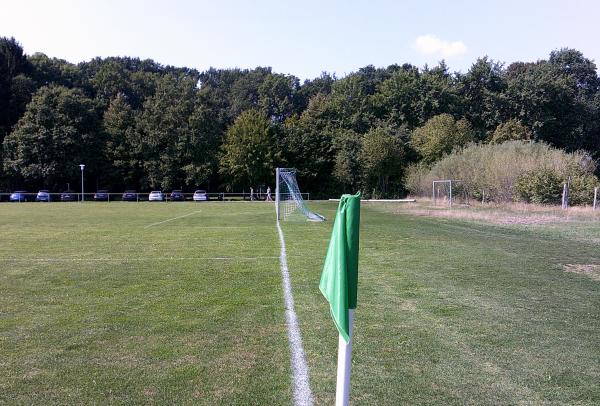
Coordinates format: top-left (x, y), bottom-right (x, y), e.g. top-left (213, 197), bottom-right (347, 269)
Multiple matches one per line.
top-left (2, 0), bottom-right (599, 80)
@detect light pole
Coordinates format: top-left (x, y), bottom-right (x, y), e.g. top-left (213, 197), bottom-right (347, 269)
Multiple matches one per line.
top-left (80, 164), bottom-right (85, 202)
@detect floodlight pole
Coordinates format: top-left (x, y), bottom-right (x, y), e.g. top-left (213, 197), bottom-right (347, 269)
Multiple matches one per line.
top-left (275, 168), bottom-right (280, 221)
top-left (80, 164), bottom-right (85, 202)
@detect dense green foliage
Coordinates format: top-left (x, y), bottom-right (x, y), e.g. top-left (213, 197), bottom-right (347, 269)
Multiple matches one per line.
top-left (1, 36), bottom-right (599, 197)
top-left (514, 168), bottom-right (564, 204)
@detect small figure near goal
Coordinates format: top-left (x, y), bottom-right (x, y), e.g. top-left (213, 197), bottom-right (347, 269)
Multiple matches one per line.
top-left (266, 186), bottom-right (273, 201)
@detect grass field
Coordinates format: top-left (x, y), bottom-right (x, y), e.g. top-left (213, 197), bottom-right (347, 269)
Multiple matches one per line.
top-left (1, 201), bottom-right (599, 404)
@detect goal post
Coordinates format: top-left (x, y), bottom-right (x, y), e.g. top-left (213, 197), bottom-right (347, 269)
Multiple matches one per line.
top-left (432, 180), bottom-right (464, 207)
top-left (276, 167), bottom-right (325, 222)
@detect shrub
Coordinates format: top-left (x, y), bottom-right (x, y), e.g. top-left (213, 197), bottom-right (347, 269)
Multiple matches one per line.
top-left (568, 174), bottom-right (600, 205)
top-left (411, 114), bottom-right (475, 164)
top-left (490, 119), bottom-right (532, 143)
top-left (405, 140), bottom-right (598, 205)
top-left (514, 168), bottom-right (563, 204)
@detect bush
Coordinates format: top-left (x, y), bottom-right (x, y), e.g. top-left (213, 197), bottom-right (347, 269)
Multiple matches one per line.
top-left (411, 114), bottom-right (475, 164)
top-left (514, 169), bottom-right (563, 204)
top-left (405, 140), bottom-right (599, 205)
top-left (568, 174), bottom-right (600, 205)
top-left (490, 119), bottom-right (532, 143)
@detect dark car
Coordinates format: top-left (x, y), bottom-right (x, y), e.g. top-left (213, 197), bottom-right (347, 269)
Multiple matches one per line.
top-left (61, 190), bottom-right (77, 202)
top-left (9, 191), bottom-right (29, 202)
top-left (36, 190), bottom-right (51, 202)
top-left (170, 190), bottom-right (185, 201)
top-left (122, 190), bottom-right (138, 201)
top-left (94, 190), bottom-right (109, 201)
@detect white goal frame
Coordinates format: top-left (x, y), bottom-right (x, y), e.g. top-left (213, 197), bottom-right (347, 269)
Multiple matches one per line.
top-left (432, 179), bottom-right (463, 207)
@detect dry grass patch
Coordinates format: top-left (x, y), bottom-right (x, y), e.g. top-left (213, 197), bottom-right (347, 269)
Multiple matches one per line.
top-left (382, 199), bottom-right (600, 226)
top-left (563, 264), bottom-right (600, 281)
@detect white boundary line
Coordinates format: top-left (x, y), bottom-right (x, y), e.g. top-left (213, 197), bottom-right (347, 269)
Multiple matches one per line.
top-left (144, 211), bottom-right (201, 228)
top-left (276, 220), bottom-right (314, 406)
top-left (0, 256), bottom-right (283, 262)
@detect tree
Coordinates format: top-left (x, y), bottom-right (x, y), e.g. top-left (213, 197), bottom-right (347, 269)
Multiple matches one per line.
top-left (411, 114), bottom-right (475, 164)
top-left (505, 61), bottom-right (581, 150)
top-left (2, 85), bottom-right (102, 189)
top-left (457, 57), bottom-right (506, 136)
top-left (333, 129), bottom-right (362, 190)
top-left (102, 94), bottom-right (141, 188)
top-left (136, 74), bottom-right (218, 190)
top-left (28, 53), bottom-right (82, 89)
top-left (258, 73), bottom-right (301, 122)
top-left (282, 94), bottom-right (337, 194)
top-left (219, 110), bottom-right (278, 189)
top-left (374, 62), bottom-right (459, 129)
top-left (0, 37), bottom-right (32, 140)
top-left (490, 119), bottom-right (532, 143)
top-left (549, 48), bottom-right (599, 98)
top-left (297, 72), bottom-right (335, 109)
top-left (359, 126), bottom-right (406, 197)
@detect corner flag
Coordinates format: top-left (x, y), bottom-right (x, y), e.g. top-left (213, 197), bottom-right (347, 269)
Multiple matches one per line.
top-left (319, 192), bottom-right (361, 342)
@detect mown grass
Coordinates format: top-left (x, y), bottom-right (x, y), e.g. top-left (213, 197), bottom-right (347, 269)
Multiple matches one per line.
top-left (1, 201), bottom-right (599, 404)
top-left (287, 201), bottom-right (600, 405)
top-left (0, 202), bottom-right (289, 404)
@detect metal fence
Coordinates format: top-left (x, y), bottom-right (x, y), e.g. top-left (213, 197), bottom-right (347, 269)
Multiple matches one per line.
top-left (0, 192), bottom-right (310, 203)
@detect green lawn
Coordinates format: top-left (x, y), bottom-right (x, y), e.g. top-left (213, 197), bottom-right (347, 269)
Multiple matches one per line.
top-left (1, 201), bottom-right (599, 404)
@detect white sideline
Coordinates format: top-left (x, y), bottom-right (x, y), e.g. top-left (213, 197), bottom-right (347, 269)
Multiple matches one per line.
top-left (144, 211), bottom-right (201, 228)
top-left (276, 220), bottom-right (314, 406)
top-left (0, 256), bottom-right (282, 262)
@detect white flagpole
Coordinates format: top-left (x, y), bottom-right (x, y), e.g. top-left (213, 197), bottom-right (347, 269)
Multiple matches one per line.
top-left (335, 309), bottom-right (354, 406)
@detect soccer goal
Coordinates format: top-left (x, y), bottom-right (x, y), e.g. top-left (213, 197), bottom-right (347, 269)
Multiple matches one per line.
top-left (432, 179), bottom-right (465, 207)
top-left (276, 168), bottom-right (325, 222)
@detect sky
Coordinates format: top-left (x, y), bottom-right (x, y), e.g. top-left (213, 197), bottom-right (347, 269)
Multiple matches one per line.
top-left (2, 0), bottom-right (599, 80)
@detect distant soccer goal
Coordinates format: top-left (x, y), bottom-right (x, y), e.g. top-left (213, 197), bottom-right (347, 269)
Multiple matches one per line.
top-left (432, 180), bottom-right (466, 207)
top-left (276, 168), bottom-right (325, 222)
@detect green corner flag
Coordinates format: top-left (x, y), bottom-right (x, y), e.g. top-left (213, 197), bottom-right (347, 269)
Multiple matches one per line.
top-left (319, 193), bottom-right (361, 343)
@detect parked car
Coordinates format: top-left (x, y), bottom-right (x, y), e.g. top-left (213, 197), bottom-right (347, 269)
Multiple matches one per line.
top-left (122, 190), bottom-right (138, 201)
top-left (36, 190), bottom-right (51, 202)
top-left (60, 190), bottom-right (77, 202)
top-left (149, 191), bottom-right (164, 201)
top-left (170, 190), bottom-right (185, 201)
top-left (94, 190), bottom-right (109, 201)
top-left (193, 190), bottom-right (208, 201)
top-left (10, 191), bottom-right (29, 202)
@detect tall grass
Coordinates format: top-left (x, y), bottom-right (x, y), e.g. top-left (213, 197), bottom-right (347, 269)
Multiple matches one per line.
top-left (406, 141), bottom-right (599, 203)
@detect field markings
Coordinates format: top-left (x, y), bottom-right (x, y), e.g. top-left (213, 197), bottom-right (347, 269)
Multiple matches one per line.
top-left (276, 220), bottom-right (314, 406)
top-left (0, 256), bottom-right (284, 262)
top-left (143, 210), bottom-right (202, 228)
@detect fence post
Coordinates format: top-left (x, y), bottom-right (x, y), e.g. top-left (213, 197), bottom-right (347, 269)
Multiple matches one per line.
top-left (562, 183), bottom-right (568, 210)
top-left (594, 187), bottom-right (598, 210)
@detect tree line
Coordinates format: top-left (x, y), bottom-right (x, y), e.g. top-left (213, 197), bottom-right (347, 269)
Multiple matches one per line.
top-left (1, 36), bottom-right (599, 197)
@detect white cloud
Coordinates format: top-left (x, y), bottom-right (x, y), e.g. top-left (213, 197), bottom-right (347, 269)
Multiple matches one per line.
top-left (413, 34), bottom-right (467, 58)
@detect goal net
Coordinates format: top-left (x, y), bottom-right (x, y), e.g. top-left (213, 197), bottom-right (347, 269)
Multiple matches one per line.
top-left (432, 180), bottom-right (466, 206)
top-left (276, 168), bottom-right (325, 222)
